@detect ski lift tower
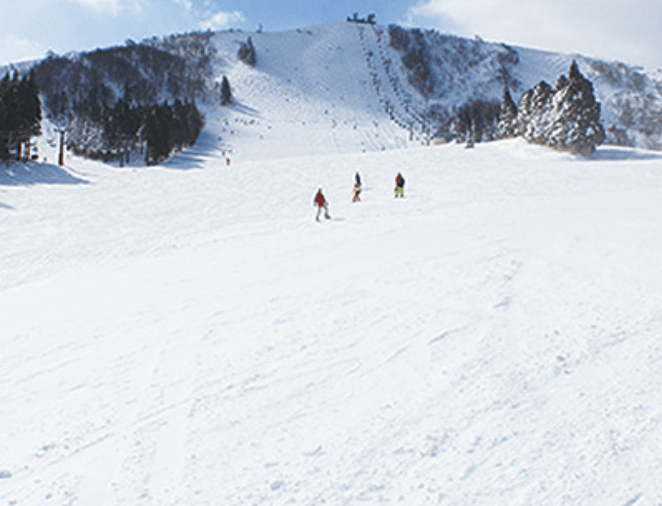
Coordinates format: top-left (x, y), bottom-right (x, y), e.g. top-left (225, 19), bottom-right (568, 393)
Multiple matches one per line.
top-left (54, 127), bottom-right (66, 166)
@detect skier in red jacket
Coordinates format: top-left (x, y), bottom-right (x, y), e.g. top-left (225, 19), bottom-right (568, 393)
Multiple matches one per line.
top-left (352, 172), bottom-right (362, 202)
top-left (314, 188), bottom-right (331, 221)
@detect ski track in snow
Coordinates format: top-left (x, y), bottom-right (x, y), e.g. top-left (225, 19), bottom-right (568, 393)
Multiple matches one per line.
top-left (2, 22), bottom-right (662, 506)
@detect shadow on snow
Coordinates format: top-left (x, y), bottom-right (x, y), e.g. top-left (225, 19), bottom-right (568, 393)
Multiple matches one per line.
top-left (134, 101), bottom-right (260, 171)
top-left (231, 101), bottom-right (261, 118)
top-left (0, 161), bottom-right (88, 186)
top-left (159, 129), bottom-right (231, 170)
top-left (589, 146), bottom-right (662, 162)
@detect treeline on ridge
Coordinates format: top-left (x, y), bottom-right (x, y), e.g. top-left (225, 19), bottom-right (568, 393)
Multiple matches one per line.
top-left (388, 25), bottom-right (519, 100)
top-left (31, 36), bottom-right (212, 164)
top-left (68, 98), bottom-right (203, 165)
top-left (443, 61), bottom-right (605, 155)
top-left (0, 70), bottom-right (42, 161)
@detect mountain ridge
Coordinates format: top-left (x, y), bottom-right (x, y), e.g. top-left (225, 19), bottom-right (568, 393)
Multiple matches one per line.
top-left (5, 21), bottom-right (662, 160)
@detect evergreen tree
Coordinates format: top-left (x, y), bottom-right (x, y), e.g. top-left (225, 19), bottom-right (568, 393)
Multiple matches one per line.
top-left (513, 62), bottom-right (605, 154)
top-left (518, 80), bottom-right (553, 145)
top-left (145, 102), bottom-right (171, 165)
top-left (238, 37), bottom-right (257, 67)
top-left (143, 100), bottom-right (203, 165)
top-left (473, 100), bottom-right (500, 142)
top-left (555, 74), bottom-right (569, 92)
top-left (0, 73), bottom-right (12, 159)
top-left (2, 73), bottom-right (20, 140)
top-left (0, 81), bottom-right (7, 159)
top-left (451, 100), bottom-right (499, 144)
top-left (220, 76), bottom-right (232, 106)
top-left (546, 61), bottom-right (605, 154)
top-left (452, 103), bottom-right (473, 142)
top-left (182, 100), bottom-right (204, 148)
top-left (497, 87), bottom-right (519, 139)
top-left (103, 99), bottom-right (141, 157)
top-left (16, 70), bottom-right (43, 156)
top-left (0, 70), bottom-right (42, 160)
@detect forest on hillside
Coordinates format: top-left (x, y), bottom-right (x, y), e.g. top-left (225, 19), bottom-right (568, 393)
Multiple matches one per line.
top-left (2, 22), bottom-right (662, 164)
top-left (29, 33), bottom-right (215, 164)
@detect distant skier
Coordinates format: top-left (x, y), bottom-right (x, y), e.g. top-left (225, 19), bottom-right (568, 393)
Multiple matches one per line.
top-left (314, 188), bottom-right (331, 221)
top-left (394, 172), bottom-right (405, 198)
top-left (352, 182), bottom-right (362, 202)
top-left (353, 172), bottom-right (362, 202)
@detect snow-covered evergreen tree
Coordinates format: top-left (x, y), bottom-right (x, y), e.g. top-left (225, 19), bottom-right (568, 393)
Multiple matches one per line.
top-left (514, 62), bottom-right (605, 154)
top-left (497, 87), bottom-right (519, 139)
top-left (238, 37), bottom-right (257, 67)
top-left (518, 80), bottom-right (553, 145)
top-left (546, 61), bottom-right (605, 154)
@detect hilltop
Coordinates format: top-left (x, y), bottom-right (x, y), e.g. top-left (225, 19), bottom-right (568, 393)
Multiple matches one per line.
top-left (4, 21), bottom-right (660, 164)
top-left (151, 21), bottom-right (662, 156)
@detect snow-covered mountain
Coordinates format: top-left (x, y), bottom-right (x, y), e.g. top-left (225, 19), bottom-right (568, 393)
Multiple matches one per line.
top-left (2, 20), bottom-right (662, 506)
top-left (14, 21), bottom-right (662, 162)
top-left (168, 22), bottom-right (662, 155)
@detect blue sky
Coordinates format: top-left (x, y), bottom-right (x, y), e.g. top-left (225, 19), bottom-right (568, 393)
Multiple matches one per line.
top-left (2, 0), bottom-right (662, 71)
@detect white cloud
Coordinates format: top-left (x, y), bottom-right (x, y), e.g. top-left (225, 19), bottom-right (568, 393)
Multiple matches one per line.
top-left (66, 0), bottom-right (143, 17)
top-left (404, 0), bottom-right (662, 70)
top-left (0, 34), bottom-right (44, 65)
top-left (171, 0), bottom-right (193, 12)
top-left (200, 10), bottom-right (245, 31)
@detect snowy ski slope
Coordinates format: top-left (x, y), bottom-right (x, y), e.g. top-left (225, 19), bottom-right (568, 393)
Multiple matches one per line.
top-left (198, 22), bottom-right (661, 158)
top-left (2, 135), bottom-right (662, 505)
top-left (1, 21), bottom-right (662, 506)
top-left (202, 23), bottom-right (415, 161)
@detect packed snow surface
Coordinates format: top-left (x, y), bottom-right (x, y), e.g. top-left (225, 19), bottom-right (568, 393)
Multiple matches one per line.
top-left (2, 23), bottom-right (662, 503)
top-left (2, 135), bottom-right (662, 505)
